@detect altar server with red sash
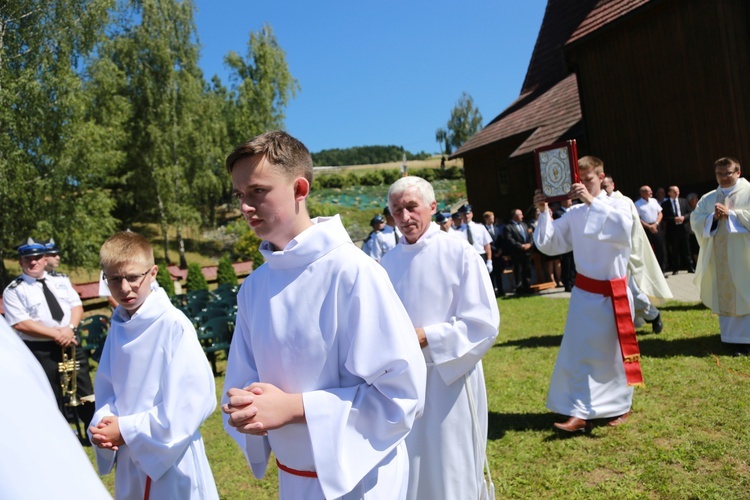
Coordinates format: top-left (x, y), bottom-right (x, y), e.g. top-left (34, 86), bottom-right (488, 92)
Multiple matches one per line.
top-left (533, 156), bottom-right (641, 433)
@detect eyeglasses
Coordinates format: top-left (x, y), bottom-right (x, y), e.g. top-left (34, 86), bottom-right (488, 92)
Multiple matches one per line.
top-left (716, 170), bottom-right (739, 178)
top-left (103, 269), bottom-right (152, 287)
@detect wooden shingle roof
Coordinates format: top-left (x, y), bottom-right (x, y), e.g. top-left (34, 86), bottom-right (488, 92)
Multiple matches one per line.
top-left (454, 74), bottom-right (582, 158)
top-left (567, 0), bottom-right (651, 45)
top-left (454, 0), bottom-right (650, 159)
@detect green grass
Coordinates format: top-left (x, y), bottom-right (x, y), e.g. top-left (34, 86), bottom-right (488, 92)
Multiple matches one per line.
top-left (82, 295), bottom-right (750, 499)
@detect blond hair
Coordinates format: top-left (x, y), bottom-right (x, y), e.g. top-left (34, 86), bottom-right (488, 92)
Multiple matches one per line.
top-left (100, 231), bottom-right (155, 270)
top-left (225, 130), bottom-right (313, 184)
top-left (578, 155), bottom-right (604, 175)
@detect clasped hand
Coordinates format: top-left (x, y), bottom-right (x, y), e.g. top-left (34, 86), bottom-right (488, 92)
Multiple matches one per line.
top-left (89, 415), bottom-right (124, 451)
top-left (223, 383), bottom-right (304, 436)
top-left (55, 326), bottom-right (78, 347)
top-left (715, 202), bottom-right (730, 220)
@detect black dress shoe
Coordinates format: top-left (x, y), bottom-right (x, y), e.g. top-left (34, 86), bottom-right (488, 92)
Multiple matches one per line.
top-left (732, 344), bottom-right (750, 357)
top-left (554, 416), bottom-right (592, 433)
top-left (646, 313), bottom-right (663, 334)
top-left (688, 267), bottom-right (696, 273)
top-left (672, 270), bottom-right (679, 275)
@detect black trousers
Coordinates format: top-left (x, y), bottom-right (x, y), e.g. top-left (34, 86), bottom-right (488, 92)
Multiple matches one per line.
top-left (24, 340), bottom-right (95, 425)
top-left (667, 225), bottom-right (694, 272)
top-left (645, 230), bottom-right (665, 271)
top-left (511, 251), bottom-right (532, 292)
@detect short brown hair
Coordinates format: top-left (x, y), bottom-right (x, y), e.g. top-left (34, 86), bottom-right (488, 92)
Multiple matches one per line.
top-left (578, 155), bottom-right (604, 175)
top-left (714, 157), bottom-right (741, 171)
top-left (225, 130), bottom-right (313, 184)
top-left (100, 231), bottom-right (155, 270)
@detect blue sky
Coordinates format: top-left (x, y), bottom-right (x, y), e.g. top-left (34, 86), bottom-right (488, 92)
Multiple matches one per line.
top-left (193, 1), bottom-right (547, 153)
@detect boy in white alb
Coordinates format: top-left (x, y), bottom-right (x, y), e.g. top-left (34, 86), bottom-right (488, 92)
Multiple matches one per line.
top-left (221, 131), bottom-right (426, 499)
top-left (88, 232), bottom-right (218, 499)
top-left (533, 156), bottom-right (640, 433)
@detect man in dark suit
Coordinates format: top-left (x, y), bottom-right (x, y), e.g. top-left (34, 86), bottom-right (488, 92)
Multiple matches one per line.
top-left (552, 199), bottom-right (576, 292)
top-left (504, 208), bottom-right (533, 294)
top-left (661, 185), bottom-right (695, 274)
top-left (483, 210), bottom-right (506, 296)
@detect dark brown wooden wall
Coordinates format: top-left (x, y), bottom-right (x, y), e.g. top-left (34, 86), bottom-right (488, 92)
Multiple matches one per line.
top-left (463, 136), bottom-right (541, 223)
top-left (566, 0), bottom-right (750, 200)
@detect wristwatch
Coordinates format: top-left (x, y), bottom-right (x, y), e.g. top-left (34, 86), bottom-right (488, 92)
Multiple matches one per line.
top-left (68, 324), bottom-right (77, 332)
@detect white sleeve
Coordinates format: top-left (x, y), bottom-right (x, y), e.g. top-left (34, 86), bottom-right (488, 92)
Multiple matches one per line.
top-left (302, 266), bottom-right (426, 499)
top-left (534, 210), bottom-right (573, 256)
top-left (422, 246), bottom-right (500, 385)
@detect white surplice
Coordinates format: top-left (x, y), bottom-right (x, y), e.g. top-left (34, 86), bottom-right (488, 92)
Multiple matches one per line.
top-left (223, 215), bottom-right (426, 500)
top-left (90, 288), bottom-right (218, 500)
top-left (380, 223), bottom-right (500, 500)
top-left (691, 177), bottom-right (750, 343)
top-left (0, 315), bottom-right (112, 500)
top-left (534, 192), bottom-right (635, 419)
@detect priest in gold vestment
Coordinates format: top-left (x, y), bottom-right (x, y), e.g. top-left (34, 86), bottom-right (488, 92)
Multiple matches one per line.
top-left (691, 157), bottom-right (750, 356)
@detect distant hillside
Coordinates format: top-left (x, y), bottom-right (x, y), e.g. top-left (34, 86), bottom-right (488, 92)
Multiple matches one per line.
top-left (312, 145), bottom-right (431, 167)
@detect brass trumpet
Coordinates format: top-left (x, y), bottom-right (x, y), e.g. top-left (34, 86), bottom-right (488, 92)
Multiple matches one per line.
top-left (59, 344), bottom-right (81, 407)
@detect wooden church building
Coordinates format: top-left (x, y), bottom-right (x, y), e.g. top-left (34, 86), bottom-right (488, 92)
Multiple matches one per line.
top-left (452, 0), bottom-right (750, 218)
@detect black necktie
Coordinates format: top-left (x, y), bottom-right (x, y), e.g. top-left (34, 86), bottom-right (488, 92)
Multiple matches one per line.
top-left (394, 228), bottom-right (398, 245)
top-left (466, 224), bottom-right (474, 245)
top-left (38, 278), bottom-right (64, 321)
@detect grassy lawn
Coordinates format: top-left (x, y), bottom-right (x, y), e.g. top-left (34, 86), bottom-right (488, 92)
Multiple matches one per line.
top-left (83, 295), bottom-right (750, 499)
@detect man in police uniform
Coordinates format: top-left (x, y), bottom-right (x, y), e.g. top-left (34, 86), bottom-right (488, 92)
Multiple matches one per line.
top-left (44, 238), bottom-right (96, 420)
top-left (3, 238), bottom-right (95, 427)
top-left (452, 204), bottom-right (493, 273)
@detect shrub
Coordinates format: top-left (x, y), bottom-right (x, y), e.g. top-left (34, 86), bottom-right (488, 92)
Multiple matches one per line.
top-left (318, 173), bottom-right (348, 188)
top-left (233, 231), bottom-right (265, 270)
top-left (217, 254), bottom-right (238, 286)
top-left (382, 168), bottom-right (401, 185)
top-left (307, 200), bottom-right (340, 218)
top-left (360, 170), bottom-right (384, 186)
top-left (441, 166), bottom-right (464, 180)
top-left (345, 172), bottom-right (359, 187)
top-left (156, 262), bottom-right (175, 297)
top-left (416, 168), bottom-right (437, 182)
top-left (185, 262), bottom-right (208, 292)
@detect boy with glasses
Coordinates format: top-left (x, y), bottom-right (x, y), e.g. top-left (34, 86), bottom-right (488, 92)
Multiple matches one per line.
top-left (88, 231), bottom-right (219, 499)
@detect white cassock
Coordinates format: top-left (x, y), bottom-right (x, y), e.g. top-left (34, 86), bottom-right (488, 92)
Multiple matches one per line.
top-left (223, 215), bottom-right (426, 500)
top-left (380, 223), bottom-right (500, 500)
top-left (0, 315), bottom-right (112, 500)
top-left (534, 192), bottom-right (635, 419)
top-left (90, 288), bottom-right (218, 500)
top-left (690, 177), bottom-right (750, 343)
